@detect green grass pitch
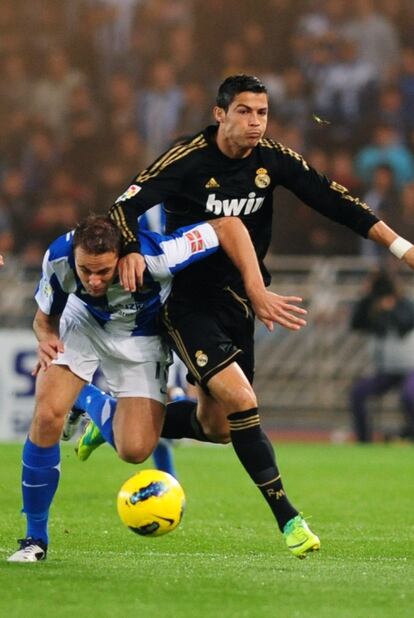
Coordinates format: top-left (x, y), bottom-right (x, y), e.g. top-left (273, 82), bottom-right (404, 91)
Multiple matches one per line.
top-left (0, 442), bottom-right (413, 618)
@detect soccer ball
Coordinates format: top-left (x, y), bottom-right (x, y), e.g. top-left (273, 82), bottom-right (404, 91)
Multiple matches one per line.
top-left (117, 469), bottom-right (185, 537)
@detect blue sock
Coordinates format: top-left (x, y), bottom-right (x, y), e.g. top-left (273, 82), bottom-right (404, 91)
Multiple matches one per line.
top-left (152, 439), bottom-right (176, 477)
top-left (75, 384), bottom-right (116, 448)
top-left (21, 438), bottom-right (60, 545)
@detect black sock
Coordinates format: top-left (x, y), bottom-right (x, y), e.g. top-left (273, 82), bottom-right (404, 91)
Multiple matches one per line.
top-left (161, 399), bottom-right (211, 442)
top-left (228, 408), bottom-right (298, 531)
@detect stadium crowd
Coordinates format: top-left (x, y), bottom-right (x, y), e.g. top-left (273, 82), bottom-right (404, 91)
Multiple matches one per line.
top-left (1, 0), bottom-right (414, 267)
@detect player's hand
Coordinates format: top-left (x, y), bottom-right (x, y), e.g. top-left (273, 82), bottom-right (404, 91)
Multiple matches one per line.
top-left (250, 291), bottom-right (307, 332)
top-left (118, 253), bottom-right (146, 292)
top-left (402, 247), bottom-right (414, 270)
top-left (0, 254), bottom-right (4, 267)
top-left (32, 337), bottom-right (64, 375)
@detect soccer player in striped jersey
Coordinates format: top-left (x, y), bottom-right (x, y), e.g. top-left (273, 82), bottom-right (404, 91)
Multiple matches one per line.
top-left (7, 214), bottom-right (304, 562)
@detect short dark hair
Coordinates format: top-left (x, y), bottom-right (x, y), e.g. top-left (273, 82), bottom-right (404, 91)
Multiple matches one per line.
top-left (73, 215), bottom-right (122, 255)
top-left (216, 74), bottom-right (268, 111)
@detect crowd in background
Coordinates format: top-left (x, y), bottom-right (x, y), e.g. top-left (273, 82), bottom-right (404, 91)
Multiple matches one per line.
top-left (2, 0), bottom-right (414, 267)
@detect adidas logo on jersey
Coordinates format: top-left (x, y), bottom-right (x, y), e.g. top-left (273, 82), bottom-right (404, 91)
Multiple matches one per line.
top-left (205, 177), bottom-right (220, 189)
top-left (205, 193), bottom-right (265, 216)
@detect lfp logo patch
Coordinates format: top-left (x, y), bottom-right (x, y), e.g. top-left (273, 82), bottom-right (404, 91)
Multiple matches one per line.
top-left (116, 184), bottom-right (141, 203)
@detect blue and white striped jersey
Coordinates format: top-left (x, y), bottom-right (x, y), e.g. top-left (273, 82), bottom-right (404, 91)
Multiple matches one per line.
top-left (35, 222), bottom-right (218, 336)
top-left (138, 203), bottom-right (166, 234)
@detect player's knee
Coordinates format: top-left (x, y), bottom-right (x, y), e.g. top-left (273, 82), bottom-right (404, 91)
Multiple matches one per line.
top-left (117, 447), bottom-right (146, 464)
top-left (116, 440), bottom-right (153, 464)
top-left (199, 417), bottom-right (231, 444)
top-left (206, 430), bottom-right (231, 444)
top-left (229, 384), bottom-right (257, 411)
top-left (32, 403), bottom-right (66, 436)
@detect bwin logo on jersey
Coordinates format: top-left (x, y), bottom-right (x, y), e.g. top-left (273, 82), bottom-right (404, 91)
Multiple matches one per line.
top-left (206, 193), bottom-right (265, 216)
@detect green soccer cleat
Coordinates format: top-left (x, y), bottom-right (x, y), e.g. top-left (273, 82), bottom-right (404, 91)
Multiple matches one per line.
top-left (283, 515), bottom-right (320, 559)
top-left (75, 421), bottom-right (105, 461)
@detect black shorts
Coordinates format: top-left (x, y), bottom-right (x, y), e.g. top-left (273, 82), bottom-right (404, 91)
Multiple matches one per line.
top-left (161, 286), bottom-right (255, 388)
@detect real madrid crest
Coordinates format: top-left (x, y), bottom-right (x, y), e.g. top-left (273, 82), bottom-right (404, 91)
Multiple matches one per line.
top-left (195, 350), bottom-right (208, 367)
top-left (255, 168), bottom-right (270, 188)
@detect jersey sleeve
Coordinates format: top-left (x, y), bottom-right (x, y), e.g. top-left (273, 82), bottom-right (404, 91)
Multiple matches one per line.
top-left (108, 134), bottom-right (207, 253)
top-left (269, 141), bottom-right (380, 237)
top-left (35, 249), bottom-right (69, 315)
top-left (144, 223), bottom-right (219, 281)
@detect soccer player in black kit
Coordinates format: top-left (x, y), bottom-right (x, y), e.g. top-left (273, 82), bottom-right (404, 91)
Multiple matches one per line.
top-left (109, 75), bottom-right (414, 558)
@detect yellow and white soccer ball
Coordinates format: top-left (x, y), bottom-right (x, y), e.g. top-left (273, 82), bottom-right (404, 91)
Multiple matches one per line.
top-left (117, 469), bottom-right (185, 537)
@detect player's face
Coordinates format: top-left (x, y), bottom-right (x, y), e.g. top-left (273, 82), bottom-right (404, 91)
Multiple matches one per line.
top-left (75, 248), bottom-right (119, 296)
top-left (214, 92), bottom-right (268, 156)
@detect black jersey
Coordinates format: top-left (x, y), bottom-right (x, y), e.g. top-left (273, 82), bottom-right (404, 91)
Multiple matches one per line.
top-left (109, 125), bottom-right (379, 295)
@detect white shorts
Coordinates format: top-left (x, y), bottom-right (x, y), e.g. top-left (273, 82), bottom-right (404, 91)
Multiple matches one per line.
top-left (53, 300), bottom-right (169, 403)
top-left (167, 352), bottom-right (189, 389)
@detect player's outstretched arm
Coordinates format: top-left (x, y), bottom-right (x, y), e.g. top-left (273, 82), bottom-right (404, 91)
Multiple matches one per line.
top-left (32, 309), bottom-right (64, 375)
top-left (0, 254), bottom-right (4, 266)
top-left (368, 220), bottom-right (414, 267)
top-left (210, 218), bottom-right (307, 332)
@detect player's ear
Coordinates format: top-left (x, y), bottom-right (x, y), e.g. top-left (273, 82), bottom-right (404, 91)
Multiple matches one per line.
top-left (213, 106), bottom-right (226, 124)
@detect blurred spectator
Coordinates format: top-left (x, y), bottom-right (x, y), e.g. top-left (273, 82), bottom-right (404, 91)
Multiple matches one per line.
top-left (342, 0), bottom-right (400, 79)
top-left (179, 83), bottom-right (211, 136)
top-left (312, 38), bottom-right (378, 142)
top-left (47, 169), bottom-right (93, 215)
top-left (0, 201), bottom-right (15, 256)
top-left (220, 39), bottom-right (253, 78)
top-left (373, 85), bottom-right (406, 139)
top-left (0, 2), bottom-right (22, 57)
top-left (305, 147), bottom-right (331, 175)
top-left (137, 59), bottom-right (184, 158)
top-left (0, 54), bottom-right (32, 116)
top-left (398, 46), bottom-right (414, 134)
top-left (330, 148), bottom-right (361, 193)
top-left (63, 112), bottom-right (102, 182)
top-left (94, 160), bottom-right (128, 211)
top-left (349, 269), bottom-right (414, 442)
top-left (24, 1), bottom-right (68, 58)
top-left (363, 164), bottom-right (398, 218)
top-left (103, 72), bottom-right (137, 139)
top-left (239, 20), bottom-right (273, 74)
top-left (68, 84), bottom-right (99, 123)
top-left (0, 110), bottom-right (30, 169)
top-left (83, 0), bottom-right (141, 74)
top-left (166, 25), bottom-right (196, 82)
top-left (0, 169), bottom-right (30, 245)
top-left (355, 123), bottom-right (414, 188)
top-left (359, 165), bottom-right (399, 259)
top-left (114, 130), bottom-right (148, 178)
top-left (389, 182), bottom-right (414, 242)
top-left (31, 48), bottom-right (86, 138)
top-left (21, 127), bottom-right (61, 196)
top-left (273, 66), bottom-right (311, 135)
top-left (30, 196), bottom-right (80, 249)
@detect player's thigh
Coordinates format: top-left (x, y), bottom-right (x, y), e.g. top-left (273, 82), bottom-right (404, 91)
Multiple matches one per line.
top-left (102, 357), bottom-right (168, 461)
top-left (113, 397), bottom-right (165, 462)
top-left (35, 364), bottom-right (86, 415)
top-left (31, 365), bottom-right (86, 445)
top-left (206, 361), bottom-right (257, 413)
top-left (162, 292), bottom-right (254, 388)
